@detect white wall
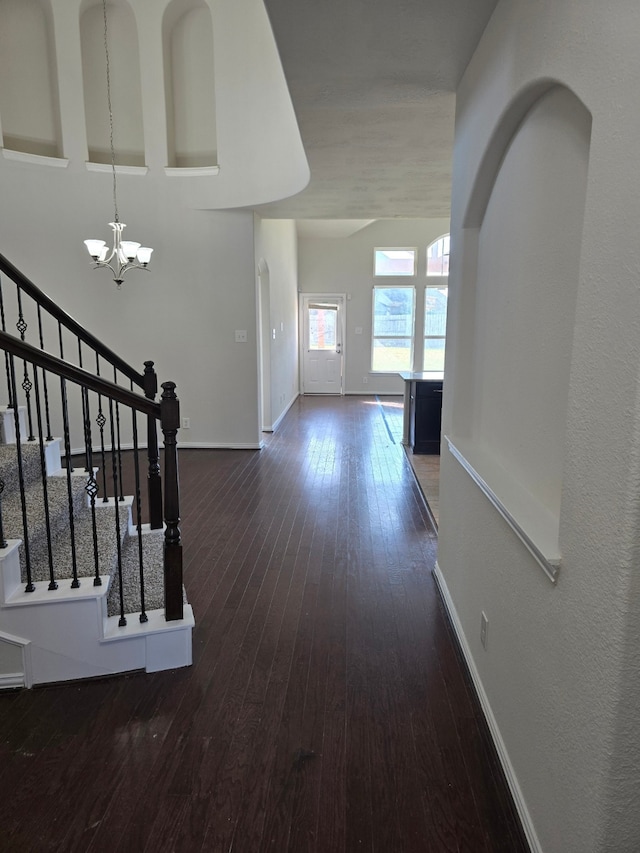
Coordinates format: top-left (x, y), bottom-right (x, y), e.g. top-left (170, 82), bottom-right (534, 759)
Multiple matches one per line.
top-left (254, 217), bottom-right (299, 431)
top-left (439, 2), bottom-right (640, 852)
top-left (0, 163), bottom-right (261, 449)
top-left (0, 0), bottom-right (310, 451)
top-left (298, 219), bottom-right (449, 395)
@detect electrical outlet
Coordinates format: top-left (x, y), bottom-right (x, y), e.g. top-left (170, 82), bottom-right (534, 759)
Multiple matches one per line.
top-left (182, 417), bottom-right (190, 429)
top-left (480, 611), bottom-right (488, 649)
top-left (363, 376), bottom-right (368, 384)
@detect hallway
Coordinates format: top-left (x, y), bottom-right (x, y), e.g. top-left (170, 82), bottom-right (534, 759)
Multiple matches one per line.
top-left (0, 395), bottom-right (526, 852)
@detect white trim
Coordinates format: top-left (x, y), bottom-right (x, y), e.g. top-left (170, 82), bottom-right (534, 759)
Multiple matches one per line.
top-left (0, 629), bottom-right (32, 689)
top-left (3, 576), bottom-right (111, 607)
top-left (71, 441), bottom-right (262, 456)
top-left (2, 149), bottom-right (69, 168)
top-left (85, 162), bottom-right (149, 176)
top-left (268, 393), bottom-right (299, 433)
top-left (433, 561), bottom-right (542, 853)
top-left (0, 673), bottom-right (25, 689)
top-left (299, 292), bottom-right (347, 395)
top-left (177, 441), bottom-right (262, 450)
top-left (445, 436), bottom-right (560, 584)
top-left (164, 165), bottom-right (219, 177)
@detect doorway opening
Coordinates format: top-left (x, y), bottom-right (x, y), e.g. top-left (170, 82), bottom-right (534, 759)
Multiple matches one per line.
top-left (300, 294), bottom-right (345, 394)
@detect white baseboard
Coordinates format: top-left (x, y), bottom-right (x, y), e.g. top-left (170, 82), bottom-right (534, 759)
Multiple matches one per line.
top-left (432, 561), bottom-right (541, 853)
top-left (70, 441), bottom-right (262, 455)
top-left (0, 673), bottom-right (25, 689)
top-left (269, 393), bottom-right (299, 433)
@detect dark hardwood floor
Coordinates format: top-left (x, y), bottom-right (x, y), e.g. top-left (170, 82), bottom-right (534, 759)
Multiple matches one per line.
top-left (0, 395), bottom-right (528, 852)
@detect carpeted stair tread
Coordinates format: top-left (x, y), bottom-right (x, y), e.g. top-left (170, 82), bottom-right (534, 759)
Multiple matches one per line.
top-left (0, 441), bottom-right (52, 494)
top-left (2, 474), bottom-right (89, 573)
top-left (107, 530), bottom-right (165, 617)
top-left (20, 500), bottom-right (131, 587)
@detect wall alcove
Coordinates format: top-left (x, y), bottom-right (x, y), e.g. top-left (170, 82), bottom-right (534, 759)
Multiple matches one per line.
top-left (163, 0), bottom-right (217, 169)
top-left (0, 0), bottom-right (63, 158)
top-left (449, 84), bottom-right (592, 578)
top-left (80, 0), bottom-right (145, 167)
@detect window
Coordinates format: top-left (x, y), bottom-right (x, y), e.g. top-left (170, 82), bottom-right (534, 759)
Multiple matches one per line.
top-left (308, 303), bottom-right (337, 350)
top-left (426, 234), bottom-right (450, 277)
top-left (374, 248), bottom-right (417, 277)
top-left (372, 286), bottom-right (415, 372)
top-left (424, 285), bottom-right (448, 371)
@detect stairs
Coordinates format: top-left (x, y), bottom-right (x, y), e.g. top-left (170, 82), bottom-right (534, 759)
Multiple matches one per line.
top-left (0, 407), bottom-right (194, 688)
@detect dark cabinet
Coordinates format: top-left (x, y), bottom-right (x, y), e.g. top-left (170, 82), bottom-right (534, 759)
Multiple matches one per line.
top-left (412, 379), bottom-right (443, 454)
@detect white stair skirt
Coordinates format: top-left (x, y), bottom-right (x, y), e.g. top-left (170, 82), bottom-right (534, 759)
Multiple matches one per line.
top-left (0, 540), bottom-right (194, 688)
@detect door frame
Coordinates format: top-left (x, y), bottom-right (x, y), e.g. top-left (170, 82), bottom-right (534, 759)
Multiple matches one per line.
top-left (299, 293), bottom-right (347, 395)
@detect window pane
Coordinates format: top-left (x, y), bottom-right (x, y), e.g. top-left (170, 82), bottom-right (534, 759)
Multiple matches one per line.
top-left (426, 234), bottom-right (450, 277)
top-left (424, 286), bottom-right (448, 336)
top-left (373, 287), bottom-right (414, 337)
top-left (423, 338), bottom-right (446, 371)
top-left (372, 338), bottom-right (413, 372)
top-left (374, 249), bottom-right (416, 276)
top-left (308, 307), bottom-right (337, 350)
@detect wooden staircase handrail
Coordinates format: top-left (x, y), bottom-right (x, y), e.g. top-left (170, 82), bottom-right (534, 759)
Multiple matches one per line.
top-left (0, 253), bottom-right (146, 389)
top-left (0, 330), bottom-right (160, 420)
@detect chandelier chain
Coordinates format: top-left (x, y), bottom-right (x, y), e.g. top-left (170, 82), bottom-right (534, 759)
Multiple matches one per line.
top-left (102, 0), bottom-right (119, 223)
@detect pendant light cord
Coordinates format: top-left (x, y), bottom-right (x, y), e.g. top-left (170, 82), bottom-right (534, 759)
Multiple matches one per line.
top-left (102, 0), bottom-right (119, 224)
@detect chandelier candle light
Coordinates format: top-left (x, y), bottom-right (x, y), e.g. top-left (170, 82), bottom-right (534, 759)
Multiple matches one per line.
top-left (84, 0), bottom-right (153, 287)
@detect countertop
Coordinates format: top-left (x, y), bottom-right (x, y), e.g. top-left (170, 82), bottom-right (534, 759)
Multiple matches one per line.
top-left (398, 371), bottom-right (444, 382)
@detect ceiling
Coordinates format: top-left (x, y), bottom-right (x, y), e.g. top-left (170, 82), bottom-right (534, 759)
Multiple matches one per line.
top-left (255, 0), bottom-right (499, 223)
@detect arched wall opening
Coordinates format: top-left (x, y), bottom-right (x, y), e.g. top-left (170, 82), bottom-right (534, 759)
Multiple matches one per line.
top-left (451, 83), bottom-right (592, 524)
top-left (0, 0), bottom-right (62, 158)
top-left (163, 0), bottom-right (217, 169)
top-left (80, 0), bottom-right (145, 166)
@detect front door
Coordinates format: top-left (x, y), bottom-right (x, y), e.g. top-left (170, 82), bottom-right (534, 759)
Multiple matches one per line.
top-left (301, 295), bottom-right (344, 394)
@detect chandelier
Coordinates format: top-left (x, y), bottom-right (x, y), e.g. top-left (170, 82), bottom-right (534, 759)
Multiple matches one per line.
top-left (83, 0), bottom-right (152, 287)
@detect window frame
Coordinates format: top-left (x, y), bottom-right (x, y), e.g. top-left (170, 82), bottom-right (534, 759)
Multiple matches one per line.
top-left (426, 234), bottom-right (450, 277)
top-left (373, 247), bottom-right (418, 278)
top-left (423, 283), bottom-right (448, 372)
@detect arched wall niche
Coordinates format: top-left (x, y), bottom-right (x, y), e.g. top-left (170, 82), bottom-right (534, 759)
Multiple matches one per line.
top-left (463, 78), bottom-right (560, 230)
top-left (453, 83), bottom-right (592, 522)
top-left (0, 0), bottom-right (62, 158)
top-left (163, 0), bottom-right (217, 169)
top-left (80, 0), bottom-right (145, 166)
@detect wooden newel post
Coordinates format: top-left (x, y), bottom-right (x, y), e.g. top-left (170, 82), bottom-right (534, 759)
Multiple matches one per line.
top-left (160, 381), bottom-right (183, 621)
top-left (144, 361), bottom-right (163, 529)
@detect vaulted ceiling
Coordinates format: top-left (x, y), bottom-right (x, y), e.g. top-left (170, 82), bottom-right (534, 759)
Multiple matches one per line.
top-left (256, 0), bottom-right (499, 221)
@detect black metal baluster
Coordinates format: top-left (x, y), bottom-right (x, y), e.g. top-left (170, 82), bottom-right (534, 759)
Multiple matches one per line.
top-left (37, 305), bottom-right (53, 441)
top-left (32, 365), bottom-right (57, 590)
top-left (15, 287), bottom-right (35, 441)
top-left (58, 320), bottom-right (80, 585)
top-left (58, 321), bottom-right (73, 473)
top-left (7, 352), bottom-right (34, 592)
top-left (0, 478), bottom-right (7, 549)
top-left (82, 387), bottom-right (101, 587)
top-left (0, 279), bottom-right (13, 410)
top-left (108, 398), bottom-right (126, 626)
top-left (95, 355), bottom-right (109, 503)
top-left (144, 362), bottom-right (163, 528)
top-left (131, 409), bottom-right (148, 623)
top-left (113, 367), bottom-right (124, 502)
top-left (78, 340), bottom-right (91, 474)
